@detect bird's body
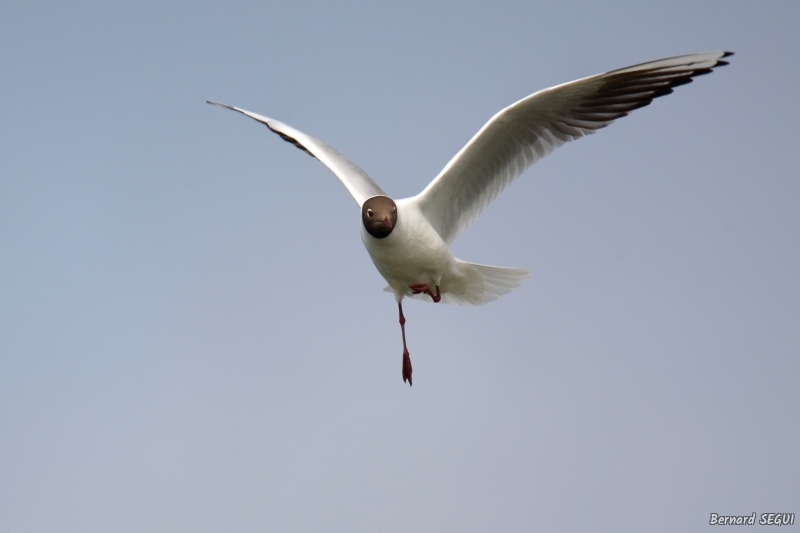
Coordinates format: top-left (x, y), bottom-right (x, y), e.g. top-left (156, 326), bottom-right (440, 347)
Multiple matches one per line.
top-left (208, 51), bottom-right (732, 385)
top-left (362, 199), bottom-right (452, 300)
top-left (361, 199), bottom-right (529, 306)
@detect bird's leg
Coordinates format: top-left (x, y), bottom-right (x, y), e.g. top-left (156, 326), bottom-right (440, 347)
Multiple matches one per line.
top-left (399, 301), bottom-right (412, 386)
top-left (408, 283), bottom-right (441, 303)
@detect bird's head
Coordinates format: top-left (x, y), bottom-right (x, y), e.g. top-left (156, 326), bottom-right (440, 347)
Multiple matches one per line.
top-left (362, 196), bottom-right (397, 239)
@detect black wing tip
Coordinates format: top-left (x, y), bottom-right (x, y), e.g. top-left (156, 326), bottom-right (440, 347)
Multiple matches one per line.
top-left (206, 100), bottom-right (235, 110)
top-left (689, 68), bottom-right (715, 78)
top-left (714, 51), bottom-right (734, 68)
top-left (274, 130), bottom-right (316, 158)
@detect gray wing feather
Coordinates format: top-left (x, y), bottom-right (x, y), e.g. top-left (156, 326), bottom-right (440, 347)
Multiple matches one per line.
top-left (412, 51), bottom-right (732, 244)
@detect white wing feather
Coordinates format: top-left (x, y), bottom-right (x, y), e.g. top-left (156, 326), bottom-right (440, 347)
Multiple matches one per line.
top-left (207, 101), bottom-right (386, 206)
top-left (411, 51), bottom-right (732, 245)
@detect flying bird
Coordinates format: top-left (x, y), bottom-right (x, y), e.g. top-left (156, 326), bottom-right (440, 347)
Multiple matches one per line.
top-left (208, 51), bottom-right (732, 386)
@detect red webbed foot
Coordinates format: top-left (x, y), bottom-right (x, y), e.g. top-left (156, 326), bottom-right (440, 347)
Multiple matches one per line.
top-left (408, 283), bottom-right (441, 303)
top-left (402, 347), bottom-right (412, 386)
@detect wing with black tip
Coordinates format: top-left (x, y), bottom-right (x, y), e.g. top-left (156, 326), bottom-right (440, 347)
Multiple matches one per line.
top-left (413, 51), bottom-right (732, 244)
top-left (207, 101), bottom-right (386, 206)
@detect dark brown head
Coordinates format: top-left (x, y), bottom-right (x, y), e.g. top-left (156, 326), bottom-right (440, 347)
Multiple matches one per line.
top-left (362, 196), bottom-right (397, 239)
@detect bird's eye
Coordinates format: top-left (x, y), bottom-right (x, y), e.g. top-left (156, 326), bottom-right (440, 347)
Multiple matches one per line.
top-left (393, 207), bottom-right (397, 213)
top-left (367, 209), bottom-right (373, 217)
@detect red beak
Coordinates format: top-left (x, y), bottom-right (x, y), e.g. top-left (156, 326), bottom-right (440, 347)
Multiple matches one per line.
top-left (382, 216), bottom-right (393, 229)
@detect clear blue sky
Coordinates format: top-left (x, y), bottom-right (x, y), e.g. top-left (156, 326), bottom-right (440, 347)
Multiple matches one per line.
top-left (1, 1), bottom-right (798, 531)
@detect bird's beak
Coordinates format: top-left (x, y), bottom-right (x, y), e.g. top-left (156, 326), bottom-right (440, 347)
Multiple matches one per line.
top-left (382, 216), bottom-right (393, 229)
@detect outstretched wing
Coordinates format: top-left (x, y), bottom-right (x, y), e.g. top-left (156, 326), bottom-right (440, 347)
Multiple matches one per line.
top-left (412, 51), bottom-right (732, 245)
top-left (207, 101), bottom-right (386, 206)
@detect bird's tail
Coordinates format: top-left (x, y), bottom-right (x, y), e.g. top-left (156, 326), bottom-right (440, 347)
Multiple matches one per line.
top-left (454, 261), bottom-right (530, 305)
top-left (397, 260), bottom-right (529, 305)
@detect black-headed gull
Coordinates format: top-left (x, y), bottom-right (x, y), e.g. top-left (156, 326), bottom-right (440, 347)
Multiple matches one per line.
top-left (209, 51), bottom-right (732, 385)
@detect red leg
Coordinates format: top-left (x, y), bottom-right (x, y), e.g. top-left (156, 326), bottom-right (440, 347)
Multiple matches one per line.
top-left (431, 285), bottom-right (441, 303)
top-left (399, 301), bottom-right (412, 386)
top-left (408, 283), bottom-right (441, 303)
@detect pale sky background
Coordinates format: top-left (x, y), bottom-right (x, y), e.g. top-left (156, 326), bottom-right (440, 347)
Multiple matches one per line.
top-left (1, 2), bottom-right (798, 532)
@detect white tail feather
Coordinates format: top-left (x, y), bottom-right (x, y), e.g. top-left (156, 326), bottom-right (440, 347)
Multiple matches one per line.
top-left (386, 260), bottom-right (529, 305)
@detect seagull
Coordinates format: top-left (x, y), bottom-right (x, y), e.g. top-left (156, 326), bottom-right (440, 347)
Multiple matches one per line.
top-left (208, 51), bottom-right (732, 386)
